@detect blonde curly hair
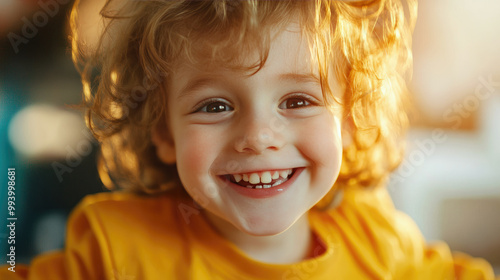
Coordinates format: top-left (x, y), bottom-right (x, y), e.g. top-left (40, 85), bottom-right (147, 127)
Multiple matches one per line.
top-left (70, 0), bottom-right (416, 203)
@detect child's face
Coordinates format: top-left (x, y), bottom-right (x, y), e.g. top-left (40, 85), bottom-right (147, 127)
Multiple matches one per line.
top-left (157, 23), bottom-right (343, 235)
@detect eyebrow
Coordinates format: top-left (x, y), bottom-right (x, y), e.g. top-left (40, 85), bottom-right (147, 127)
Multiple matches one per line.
top-left (276, 72), bottom-right (321, 85)
top-left (176, 72), bottom-right (321, 100)
top-left (177, 75), bottom-right (225, 100)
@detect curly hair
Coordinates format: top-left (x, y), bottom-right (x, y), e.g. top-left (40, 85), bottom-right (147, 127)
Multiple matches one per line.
top-left (70, 0), bottom-right (416, 203)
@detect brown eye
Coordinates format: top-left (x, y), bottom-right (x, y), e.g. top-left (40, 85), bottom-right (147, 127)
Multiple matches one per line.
top-left (279, 98), bottom-right (311, 109)
top-left (199, 101), bottom-right (233, 113)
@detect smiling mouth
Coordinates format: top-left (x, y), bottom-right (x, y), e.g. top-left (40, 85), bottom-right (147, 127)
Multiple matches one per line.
top-left (223, 169), bottom-right (296, 189)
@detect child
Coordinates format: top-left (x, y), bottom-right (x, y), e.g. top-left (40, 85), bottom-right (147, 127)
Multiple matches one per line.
top-left (3, 0), bottom-right (498, 279)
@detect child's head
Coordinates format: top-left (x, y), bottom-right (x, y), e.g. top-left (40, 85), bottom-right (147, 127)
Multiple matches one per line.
top-left (71, 0), bottom-right (415, 228)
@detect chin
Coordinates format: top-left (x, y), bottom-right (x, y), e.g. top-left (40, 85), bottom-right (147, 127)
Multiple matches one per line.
top-left (242, 226), bottom-right (288, 237)
top-left (234, 214), bottom-right (298, 236)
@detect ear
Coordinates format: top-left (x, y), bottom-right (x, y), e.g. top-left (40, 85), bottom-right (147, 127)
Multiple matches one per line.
top-left (151, 122), bottom-right (176, 164)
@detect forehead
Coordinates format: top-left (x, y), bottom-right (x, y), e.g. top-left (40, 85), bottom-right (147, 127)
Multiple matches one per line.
top-left (261, 23), bottom-right (317, 76)
top-left (169, 23), bottom-right (320, 93)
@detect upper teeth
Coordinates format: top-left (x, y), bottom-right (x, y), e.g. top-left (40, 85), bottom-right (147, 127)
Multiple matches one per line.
top-left (232, 169), bottom-right (292, 184)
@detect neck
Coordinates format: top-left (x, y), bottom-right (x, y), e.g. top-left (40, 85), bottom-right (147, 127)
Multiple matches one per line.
top-left (204, 211), bottom-right (313, 264)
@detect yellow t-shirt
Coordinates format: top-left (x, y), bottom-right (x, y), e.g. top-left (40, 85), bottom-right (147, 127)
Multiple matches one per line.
top-left (1, 187), bottom-right (497, 279)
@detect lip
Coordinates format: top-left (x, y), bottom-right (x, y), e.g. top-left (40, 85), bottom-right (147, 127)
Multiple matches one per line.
top-left (219, 167), bottom-right (304, 199)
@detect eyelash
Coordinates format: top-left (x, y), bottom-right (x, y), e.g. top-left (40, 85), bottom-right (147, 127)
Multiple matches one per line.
top-left (193, 98), bottom-right (233, 113)
top-left (279, 93), bottom-right (318, 109)
top-left (192, 93), bottom-right (318, 114)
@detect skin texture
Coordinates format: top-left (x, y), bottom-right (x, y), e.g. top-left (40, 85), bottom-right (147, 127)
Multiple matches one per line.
top-left (153, 23), bottom-right (343, 263)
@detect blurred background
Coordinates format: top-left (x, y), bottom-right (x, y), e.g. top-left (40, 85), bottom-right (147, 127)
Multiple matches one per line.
top-left (0, 0), bottom-right (105, 265)
top-left (387, 0), bottom-right (500, 273)
top-left (0, 0), bottom-right (499, 274)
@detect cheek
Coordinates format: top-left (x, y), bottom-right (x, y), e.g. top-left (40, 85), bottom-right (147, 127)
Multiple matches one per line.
top-left (178, 130), bottom-right (209, 171)
top-left (297, 113), bottom-right (342, 172)
top-left (174, 126), bottom-right (225, 186)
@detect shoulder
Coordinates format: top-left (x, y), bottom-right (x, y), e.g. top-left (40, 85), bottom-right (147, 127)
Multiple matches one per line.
top-left (66, 191), bottom-right (190, 278)
top-left (68, 191), bottom-right (185, 244)
top-left (8, 192), bottom-right (193, 279)
top-left (71, 192), bottom-right (187, 265)
top-left (71, 191), bottom-right (191, 228)
top-left (320, 187), bottom-right (497, 279)
top-left (320, 187), bottom-right (426, 277)
top-left (326, 186), bottom-right (421, 240)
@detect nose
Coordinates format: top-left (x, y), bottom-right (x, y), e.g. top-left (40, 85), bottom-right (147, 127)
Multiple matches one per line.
top-left (233, 113), bottom-right (286, 154)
